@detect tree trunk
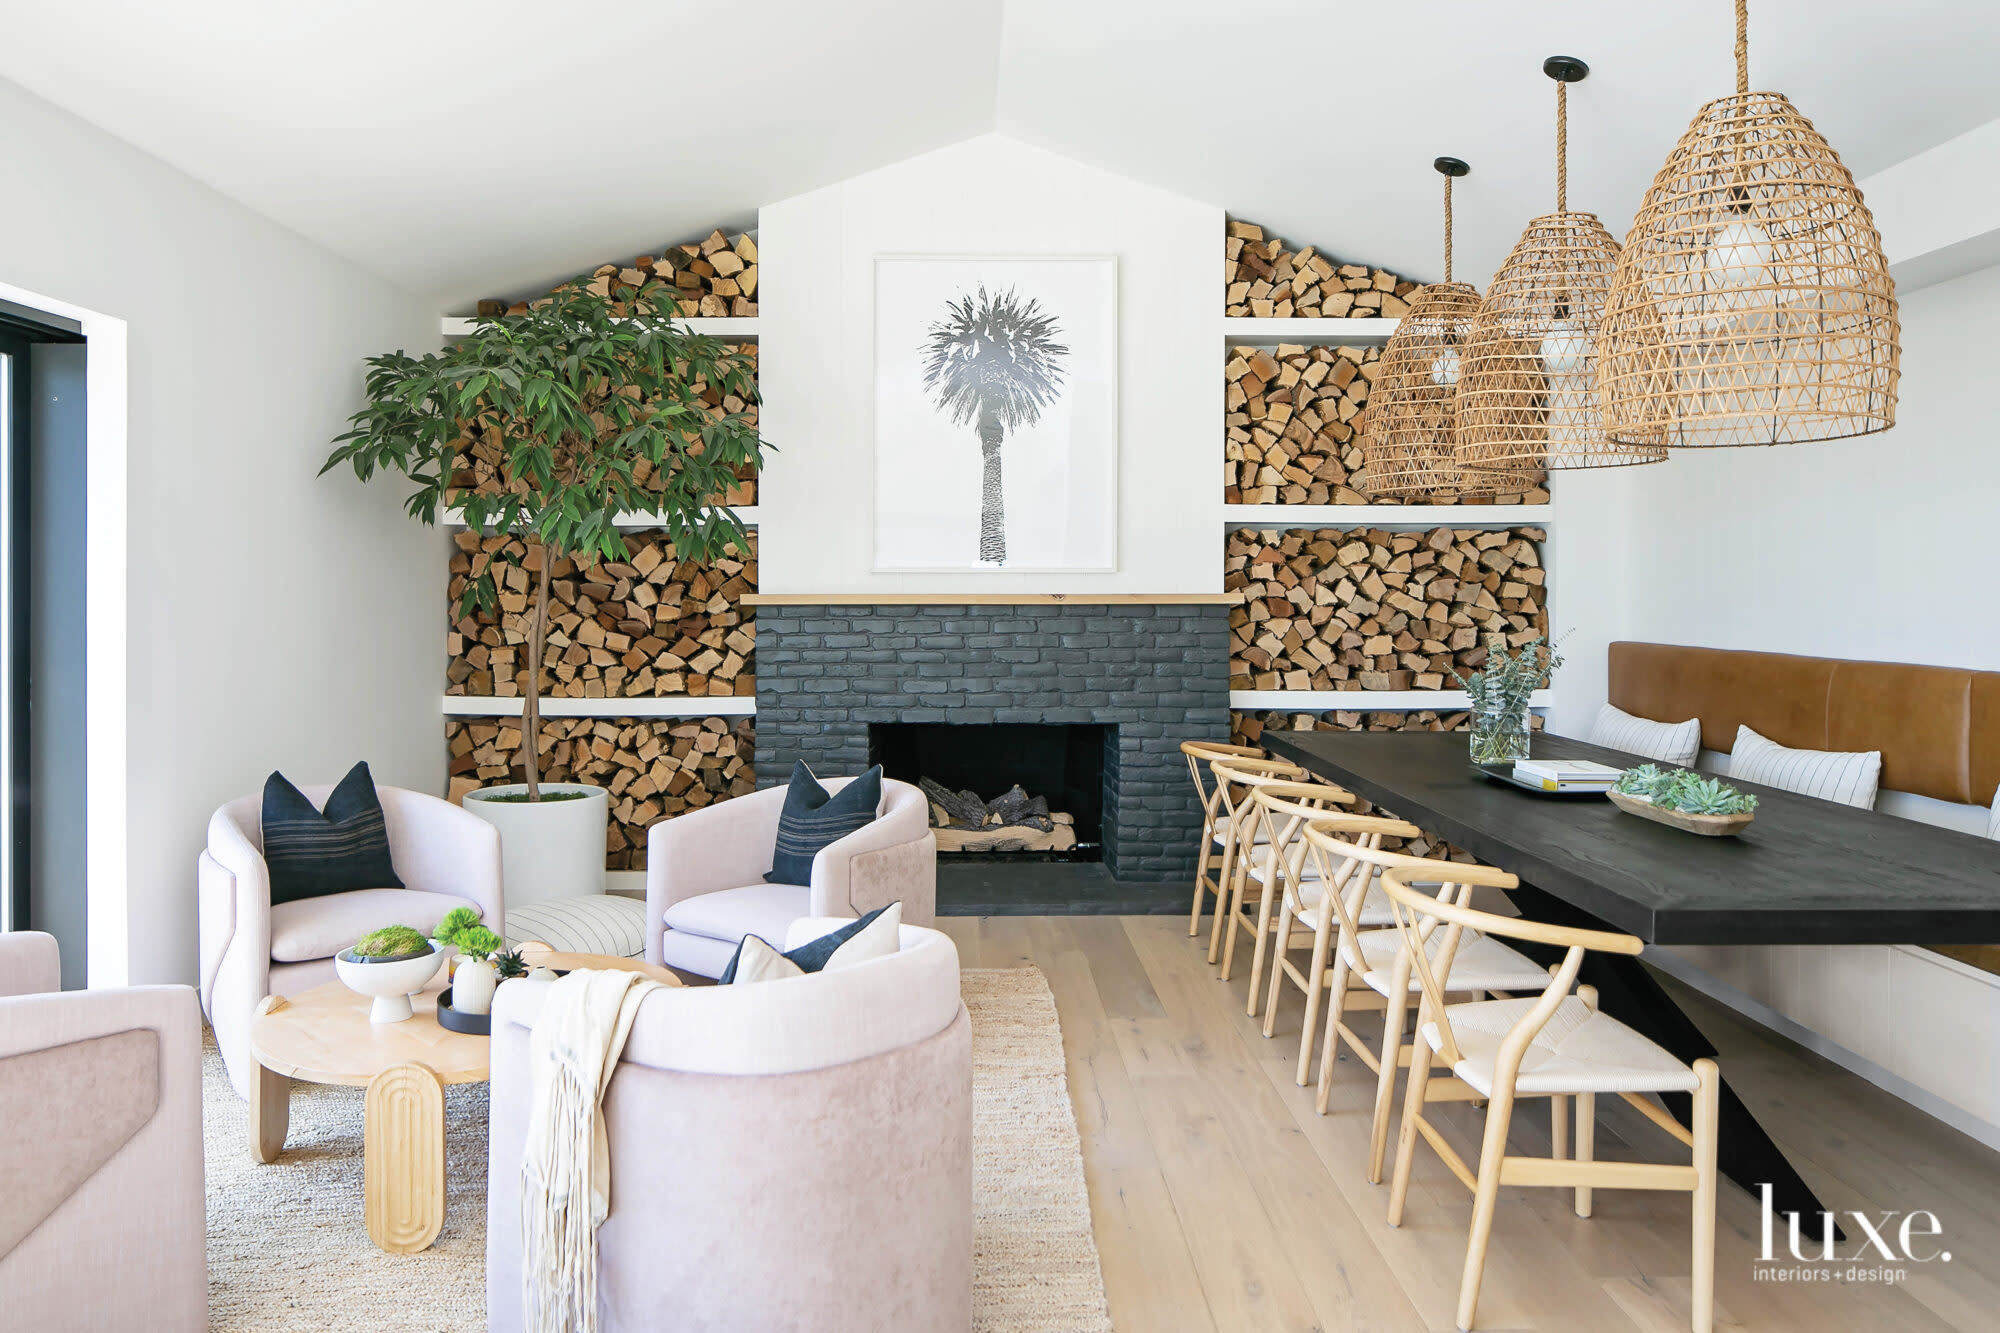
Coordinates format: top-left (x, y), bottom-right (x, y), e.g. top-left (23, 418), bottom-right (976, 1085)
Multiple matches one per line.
top-left (521, 542), bottom-right (554, 800)
top-left (977, 406), bottom-right (1006, 564)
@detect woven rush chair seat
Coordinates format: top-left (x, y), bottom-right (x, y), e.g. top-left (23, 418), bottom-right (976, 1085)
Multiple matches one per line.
top-left (1421, 995), bottom-right (1704, 1099)
top-left (1339, 927), bottom-right (1549, 998)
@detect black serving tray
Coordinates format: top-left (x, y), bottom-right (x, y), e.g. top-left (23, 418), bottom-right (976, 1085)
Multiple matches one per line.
top-left (1469, 762), bottom-right (1614, 798)
top-left (435, 987), bottom-right (492, 1036)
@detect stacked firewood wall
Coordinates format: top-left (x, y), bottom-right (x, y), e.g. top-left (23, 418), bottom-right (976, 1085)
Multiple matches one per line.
top-left (1225, 343), bottom-right (1549, 506)
top-left (1225, 220), bottom-right (1417, 318)
top-left (446, 717), bottom-right (755, 870)
top-left (1227, 526), bottom-right (1548, 692)
top-left (480, 229), bottom-right (758, 319)
top-left (447, 529), bottom-right (755, 701)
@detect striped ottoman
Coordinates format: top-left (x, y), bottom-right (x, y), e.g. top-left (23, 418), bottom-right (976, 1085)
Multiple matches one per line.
top-left (500, 894), bottom-right (648, 959)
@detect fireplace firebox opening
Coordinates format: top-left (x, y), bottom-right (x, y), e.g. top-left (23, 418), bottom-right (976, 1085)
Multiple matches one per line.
top-left (868, 723), bottom-right (1111, 862)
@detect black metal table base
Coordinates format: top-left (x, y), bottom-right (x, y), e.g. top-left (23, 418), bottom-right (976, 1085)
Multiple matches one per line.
top-left (1505, 885), bottom-right (1841, 1244)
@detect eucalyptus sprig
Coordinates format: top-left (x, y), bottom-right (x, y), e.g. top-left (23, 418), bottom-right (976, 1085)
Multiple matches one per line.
top-left (324, 278), bottom-right (763, 797)
top-left (1454, 633), bottom-right (1564, 718)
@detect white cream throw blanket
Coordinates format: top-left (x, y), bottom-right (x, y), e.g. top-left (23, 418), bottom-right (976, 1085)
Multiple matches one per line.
top-left (520, 969), bottom-right (665, 1333)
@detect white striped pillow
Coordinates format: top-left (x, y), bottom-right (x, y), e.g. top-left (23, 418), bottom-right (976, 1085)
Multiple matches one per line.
top-left (1589, 703), bottom-right (1702, 768)
top-left (1729, 725), bottom-right (1881, 809)
top-left (1987, 788), bottom-right (1999, 841)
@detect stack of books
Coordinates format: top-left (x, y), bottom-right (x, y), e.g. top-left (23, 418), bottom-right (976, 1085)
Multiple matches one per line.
top-left (1511, 758), bottom-right (1625, 793)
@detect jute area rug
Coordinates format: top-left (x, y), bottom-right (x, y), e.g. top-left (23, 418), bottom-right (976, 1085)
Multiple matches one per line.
top-left (204, 966), bottom-right (1112, 1332)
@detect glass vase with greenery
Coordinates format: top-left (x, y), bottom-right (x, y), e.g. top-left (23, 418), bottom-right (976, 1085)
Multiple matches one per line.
top-left (323, 279), bottom-right (762, 798)
top-left (1456, 633), bottom-right (1563, 765)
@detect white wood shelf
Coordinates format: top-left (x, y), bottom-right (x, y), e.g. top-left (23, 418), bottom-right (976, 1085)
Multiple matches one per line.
top-left (442, 696), bottom-right (756, 719)
top-left (1222, 505), bottom-right (1549, 527)
top-left (1222, 317), bottom-right (1400, 342)
top-left (1231, 689), bottom-right (1554, 712)
top-left (440, 315), bottom-right (759, 339)
top-left (443, 506), bottom-right (757, 529)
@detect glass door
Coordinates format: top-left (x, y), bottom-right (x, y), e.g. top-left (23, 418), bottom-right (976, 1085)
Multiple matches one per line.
top-left (0, 333), bottom-right (19, 934)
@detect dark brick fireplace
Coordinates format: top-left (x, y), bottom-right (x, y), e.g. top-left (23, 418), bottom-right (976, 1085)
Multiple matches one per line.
top-left (754, 603), bottom-right (1231, 880)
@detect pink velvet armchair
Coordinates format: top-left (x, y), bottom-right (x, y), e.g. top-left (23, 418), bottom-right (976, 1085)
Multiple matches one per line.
top-left (646, 775), bottom-right (937, 977)
top-left (0, 932), bottom-right (207, 1332)
top-left (199, 782), bottom-right (504, 1098)
top-left (488, 919), bottom-right (971, 1332)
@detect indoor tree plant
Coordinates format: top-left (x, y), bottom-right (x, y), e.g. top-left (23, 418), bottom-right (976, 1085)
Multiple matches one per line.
top-left (325, 277), bottom-right (761, 897)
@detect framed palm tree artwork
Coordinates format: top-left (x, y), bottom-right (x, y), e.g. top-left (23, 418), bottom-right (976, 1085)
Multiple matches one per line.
top-left (873, 256), bottom-right (1117, 571)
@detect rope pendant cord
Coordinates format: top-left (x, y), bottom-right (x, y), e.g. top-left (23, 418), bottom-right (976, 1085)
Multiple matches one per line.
top-left (1735, 0), bottom-right (1749, 95)
top-left (1555, 78), bottom-right (1568, 212)
top-left (1442, 174), bottom-right (1454, 283)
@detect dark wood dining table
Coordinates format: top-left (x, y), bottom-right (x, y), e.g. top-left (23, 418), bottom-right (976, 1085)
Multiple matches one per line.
top-left (1262, 728), bottom-right (2000, 1240)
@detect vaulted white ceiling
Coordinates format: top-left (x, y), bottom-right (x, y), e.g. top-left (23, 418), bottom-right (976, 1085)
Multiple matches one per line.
top-left (2, 0), bottom-right (1995, 309)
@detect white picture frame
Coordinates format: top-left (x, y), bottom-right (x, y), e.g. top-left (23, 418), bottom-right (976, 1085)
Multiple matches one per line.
top-left (872, 255), bottom-right (1118, 573)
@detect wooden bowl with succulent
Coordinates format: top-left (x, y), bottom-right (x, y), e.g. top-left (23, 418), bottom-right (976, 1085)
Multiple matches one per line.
top-left (1608, 764), bottom-right (1759, 837)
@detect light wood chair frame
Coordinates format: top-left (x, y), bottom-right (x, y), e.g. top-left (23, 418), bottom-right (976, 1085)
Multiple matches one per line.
top-left (1290, 823), bottom-right (1535, 1191)
top-left (1377, 867), bottom-right (1720, 1333)
top-left (1180, 741), bottom-right (1274, 940)
top-left (1253, 793), bottom-right (1423, 1073)
top-left (1201, 755), bottom-right (1309, 964)
top-left (1212, 766), bottom-right (1352, 994)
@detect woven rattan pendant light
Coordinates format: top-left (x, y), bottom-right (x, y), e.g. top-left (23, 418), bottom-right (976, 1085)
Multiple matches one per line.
top-left (1458, 58), bottom-right (1668, 487)
top-left (1365, 157), bottom-right (1483, 499)
top-left (1599, 0), bottom-right (1899, 448)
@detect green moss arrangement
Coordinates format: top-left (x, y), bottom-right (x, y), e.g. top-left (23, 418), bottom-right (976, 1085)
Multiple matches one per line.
top-left (1614, 764), bottom-right (1759, 816)
top-left (351, 925), bottom-right (432, 961)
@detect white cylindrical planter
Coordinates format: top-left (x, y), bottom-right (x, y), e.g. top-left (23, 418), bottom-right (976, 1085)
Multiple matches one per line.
top-left (462, 783), bottom-right (610, 909)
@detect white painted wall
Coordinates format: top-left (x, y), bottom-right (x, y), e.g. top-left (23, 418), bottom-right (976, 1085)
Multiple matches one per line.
top-left (757, 134), bottom-right (1221, 596)
top-left (1611, 259), bottom-right (2000, 1140)
top-left (1617, 261), bottom-right (2000, 670)
top-left (0, 74), bottom-right (444, 985)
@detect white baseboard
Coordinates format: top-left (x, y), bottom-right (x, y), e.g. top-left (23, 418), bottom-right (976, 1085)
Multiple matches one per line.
top-left (606, 870), bottom-right (646, 896)
top-left (1645, 947), bottom-right (2000, 1154)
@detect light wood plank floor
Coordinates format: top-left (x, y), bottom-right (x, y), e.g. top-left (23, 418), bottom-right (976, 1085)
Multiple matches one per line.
top-left (937, 914), bottom-right (2000, 1333)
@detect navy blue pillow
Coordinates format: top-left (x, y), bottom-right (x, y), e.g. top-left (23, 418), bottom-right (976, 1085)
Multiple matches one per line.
top-left (262, 761), bottom-right (405, 905)
top-left (765, 761), bottom-right (883, 886)
top-left (718, 904), bottom-right (893, 985)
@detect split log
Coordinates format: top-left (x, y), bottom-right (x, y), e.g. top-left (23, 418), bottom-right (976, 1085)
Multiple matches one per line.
top-left (446, 715), bottom-right (755, 870)
top-left (1225, 526), bottom-right (1549, 692)
top-left (1225, 219), bottom-right (1419, 319)
top-left (481, 229), bottom-right (758, 320)
top-left (932, 812), bottom-right (1077, 854)
top-left (446, 528), bottom-right (755, 701)
top-left (920, 777), bottom-right (992, 830)
top-left (1226, 342), bottom-right (1549, 507)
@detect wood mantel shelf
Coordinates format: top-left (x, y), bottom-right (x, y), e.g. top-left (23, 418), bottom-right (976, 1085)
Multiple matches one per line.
top-left (742, 592), bottom-right (1237, 606)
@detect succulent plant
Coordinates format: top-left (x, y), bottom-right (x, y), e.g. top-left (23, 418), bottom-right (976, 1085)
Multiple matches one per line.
top-left (1614, 764), bottom-right (1757, 816)
top-left (493, 949), bottom-right (529, 980)
top-left (351, 925), bottom-right (431, 961)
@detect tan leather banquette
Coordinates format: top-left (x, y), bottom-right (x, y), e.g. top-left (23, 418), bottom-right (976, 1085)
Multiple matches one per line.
top-left (1608, 641), bottom-right (2000, 807)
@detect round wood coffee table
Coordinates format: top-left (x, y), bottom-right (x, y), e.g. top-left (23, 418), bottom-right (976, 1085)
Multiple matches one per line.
top-left (248, 977), bottom-right (488, 1254)
top-left (248, 955), bottom-right (682, 1254)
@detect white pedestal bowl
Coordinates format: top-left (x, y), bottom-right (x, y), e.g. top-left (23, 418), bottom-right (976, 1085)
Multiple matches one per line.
top-left (334, 946), bottom-right (445, 1023)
